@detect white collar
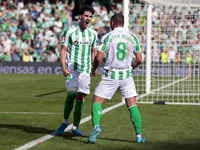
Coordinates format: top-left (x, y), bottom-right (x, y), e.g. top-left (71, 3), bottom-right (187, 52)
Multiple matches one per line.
top-left (113, 27), bottom-right (124, 31)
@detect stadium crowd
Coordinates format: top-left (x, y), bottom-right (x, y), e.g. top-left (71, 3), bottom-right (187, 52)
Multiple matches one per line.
top-left (0, 0), bottom-right (76, 62)
top-left (129, 2), bottom-right (200, 64)
top-left (0, 0), bottom-right (200, 64)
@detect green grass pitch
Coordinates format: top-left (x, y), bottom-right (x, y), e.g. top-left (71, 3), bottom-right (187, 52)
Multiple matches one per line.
top-left (0, 74), bottom-right (200, 150)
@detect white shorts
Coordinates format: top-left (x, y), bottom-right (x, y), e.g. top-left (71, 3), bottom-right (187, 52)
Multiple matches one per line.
top-left (65, 70), bottom-right (91, 94)
top-left (94, 76), bottom-right (138, 99)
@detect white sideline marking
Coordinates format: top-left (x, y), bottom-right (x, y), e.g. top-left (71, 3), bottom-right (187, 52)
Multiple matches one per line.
top-left (151, 76), bottom-right (190, 93)
top-left (0, 112), bottom-right (63, 115)
top-left (14, 76), bottom-right (191, 150)
top-left (0, 112), bottom-right (90, 115)
top-left (14, 102), bottom-right (125, 150)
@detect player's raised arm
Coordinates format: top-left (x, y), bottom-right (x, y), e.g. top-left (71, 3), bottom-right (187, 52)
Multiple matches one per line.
top-left (60, 45), bottom-right (71, 76)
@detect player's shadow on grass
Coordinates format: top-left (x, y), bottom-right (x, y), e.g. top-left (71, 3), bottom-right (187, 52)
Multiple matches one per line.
top-left (34, 90), bottom-right (66, 97)
top-left (58, 132), bottom-right (132, 144)
top-left (61, 134), bottom-right (200, 150)
top-left (0, 124), bottom-right (55, 134)
top-left (57, 132), bottom-right (90, 144)
top-left (112, 140), bottom-right (200, 150)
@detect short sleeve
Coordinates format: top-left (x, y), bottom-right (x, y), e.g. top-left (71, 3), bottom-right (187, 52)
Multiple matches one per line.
top-left (91, 31), bottom-right (97, 48)
top-left (97, 33), bottom-right (111, 53)
top-left (61, 29), bottom-right (69, 46)
top-left (131, 34), bottom-right (141, 53)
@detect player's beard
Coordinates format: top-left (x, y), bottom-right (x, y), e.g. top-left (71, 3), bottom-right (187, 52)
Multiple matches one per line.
top-left (83, 20), bottom-right (90, 28)
top-left (80, 20), bottom-right (89, 30)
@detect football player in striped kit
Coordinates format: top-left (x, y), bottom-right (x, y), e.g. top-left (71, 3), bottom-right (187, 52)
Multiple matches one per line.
top-left (56, 5), bottom-right (97, 136)
top-left (88, 13), bottom-right (146, 143)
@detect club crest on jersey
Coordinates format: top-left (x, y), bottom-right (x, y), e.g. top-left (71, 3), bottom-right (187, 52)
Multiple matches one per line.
top-left (74, 40), bottom-right (92, 45)
top-left (89, 35), bottom-right (92, 41)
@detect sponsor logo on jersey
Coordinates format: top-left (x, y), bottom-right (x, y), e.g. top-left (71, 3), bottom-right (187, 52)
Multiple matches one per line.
top-left (99, 41), bottom-right (103, 45)
top-left (110, 66), bottom-right (130, 70)
top-left (74, 40), bottom-right (92, 45)
top-left (86, 84), bottom-right (90, 89)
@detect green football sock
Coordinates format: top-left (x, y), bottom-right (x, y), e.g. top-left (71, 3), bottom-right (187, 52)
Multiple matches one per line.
top-left (92, 102), bottom-right (102, 127)
top-left (63, 92), bottom-right (76, 119)
top-left (129, 105), bottom-right (142, 134)
top-left (73, 100), bottom-right (85, 127)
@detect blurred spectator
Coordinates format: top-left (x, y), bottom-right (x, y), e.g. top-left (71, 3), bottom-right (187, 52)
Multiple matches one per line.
top-left (22, 50), bottom-right (33, 62)
top-left (17, 15), bottom-right (24, 28)
top-left (1, 18), bottom-right (8, 32)
top-left (175, 52), bottom-right (182, 63)
top-left (63, 7), bottom-right (71, 29)
top-left (12, 48), bottom-right (20, 61)
top-left (44, 2), bottom-right (52, 14)
top-left (167, 46), bottom-right (176, 63)
top-left (115, 2), bottom-right (122, 13)
top-left (191, 52), bottom-right (200, 64)
top-left (92, 1), bottom-right (101, 14)
top-left (152, 8), bottom-right (158, 24)
top-left (21, 39), bottom-right (35, 60)
top-left (20, 6), bottom-right (29, 17)
top-left (0, 41), bottom-right (3, 60)
top-left (34, 37), bottom-right (43, 62)
top-left (35, 2), bottom-right (42, 13)
top-left (30, 6), bottom-right (38, 21)
top-left (109, 3), bottom-right (117, 17)
top-left (53, 16), bottom-right (63, 39)
top-left (57, 1), bottom-right (64, 12)
top-left (152, 37), bottom-right (159, 63)
top-left (19, 21), bottom-right (29, 32)
top-left (160, 49), bottom-right (168, 63)
top-left (185, 52), bottom-right (192, 64)
top-left (41, 17), bottom-right (50, 30)
top-left (46, 49), bottom-right (58, 62)
top-left (5, 28), bottom-right (11, 39)
top-left (14, 35), bottom-right (22, 56)
top-left (48, 13), bottom-right (55, 28)
top-left (45, 27), bottom-right (53, 37)
top-left (65, 0), bottom-right (75, 27)
top-left (48, 34), bottom-right (59, 52)
top-left (194, 32), bottom-right (200, 51)
top-left (98, 6), bottom-right (109, 24)
top-left (2, 35), bottom-right (12, 56)
top-left (9, 17), bottom-right (18, 34)
top-left (181, 25), bottom-right (187, 40)
top-left (3, 51), bottom-right (12, 61)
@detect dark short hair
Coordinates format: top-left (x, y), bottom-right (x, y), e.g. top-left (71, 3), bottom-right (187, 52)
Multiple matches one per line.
top-left (111, 13), bottom-right (124, 26)
top-left (78, 5), bottom-right (95, 15)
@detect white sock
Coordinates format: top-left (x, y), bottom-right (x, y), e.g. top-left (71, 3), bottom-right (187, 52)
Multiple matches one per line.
top-left (136, 133), bottom-right (142, 138)
top-left (94, 125), bottom-right (99, 129)
top-left (63, 119), bottom-right (68, 125)
top-left (72, 126), bottom-right (77, 130)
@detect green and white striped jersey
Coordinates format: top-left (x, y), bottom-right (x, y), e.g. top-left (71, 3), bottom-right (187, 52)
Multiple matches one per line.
top-left (98, 27), bottom-right (141, 80)
top-left (61, 22), bottom-right (97, 74)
